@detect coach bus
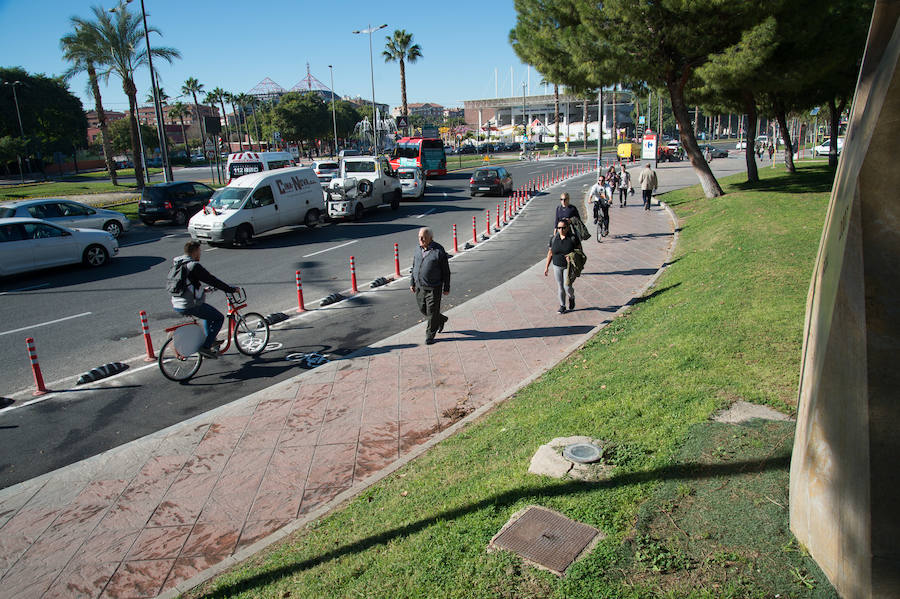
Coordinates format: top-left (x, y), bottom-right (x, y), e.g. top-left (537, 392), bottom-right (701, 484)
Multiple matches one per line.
top-left (389, 137), bottom-right (447, 177)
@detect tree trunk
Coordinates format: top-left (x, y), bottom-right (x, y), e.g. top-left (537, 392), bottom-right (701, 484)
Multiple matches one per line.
top-left (743, 93), bottom-right (760, 184)
top-left (554, 84), bottom-right (560, 144)
top-left (611, 88), bottom-right (617, 143)
top-left (179, 117), bottom-right (187, 154)
top-left (251, 108), bottom-right (262, 151)
top-left (773, 98), bottom-right (796, 174)
top-left (827, 97), bottom-right (844, 169)
top-left (232, 102), bottom-right (244, 151)
top-left (667, 78), bottom-right (724, 198)
top-left (400, 58), bottom-right (408, 135)
top-left (88, 63), bottom-right (117, 186)
top-left (192, 93), bottom-right (207, 157)
top-left (124, 79), bottom-right (144, 189)
top-left (582, 98), bottom-right (588, 149)
top-left (219, 99), bottom-right (230, 154)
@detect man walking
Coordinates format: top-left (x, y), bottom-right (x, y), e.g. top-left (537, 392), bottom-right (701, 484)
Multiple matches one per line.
top-left (410, 227), bottom-right (451, 345)
top-left (639, 162), bottom-right (658, 211)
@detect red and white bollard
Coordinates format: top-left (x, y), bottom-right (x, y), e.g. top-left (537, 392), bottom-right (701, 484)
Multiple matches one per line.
top-left (452, 223), bottom-right (458, 253)
top-left (393, 242), bottom-right (401, 278)
top-left (349, 256), bottom-right (358, 293)
top-left (486, 211), bottom-right (491, 237)
top-left (295, 270), bottom-right (306, 312)
top-left (472, 215), bottom-right (477, 244)
top-left (496, 204), bottom-right (501, 229)
top-left (139, 310), bottom-right (156, 361)
top-left (25, 337), bottom-right (47, 396)
top-left (503, 199), bottom-right (508, 223)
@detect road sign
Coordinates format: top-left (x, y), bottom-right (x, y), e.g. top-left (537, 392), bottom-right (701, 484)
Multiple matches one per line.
top-left (639, 116), bottom-right (646, 125)
top-left (396, 115), bottom-right (409, 128)
top-left (641, 129), bottom-right (657, 160)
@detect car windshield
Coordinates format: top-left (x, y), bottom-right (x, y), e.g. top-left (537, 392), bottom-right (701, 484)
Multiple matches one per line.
top-left (474, 170), bottom-right (498, 180)
top-left (317, 162), bottom-right (338, 170)
top-left (209, 187), bottom-right (251, 209)
top-left (0, 207), bottom-right (14, 217)
top-left (344, 161), bottom-right (376, 174)
top-left (398, 171), bottom-right (416, 180)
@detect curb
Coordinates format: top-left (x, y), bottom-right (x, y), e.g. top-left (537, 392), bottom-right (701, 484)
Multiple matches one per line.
top-left (158, 173), bottom-right (678, 599)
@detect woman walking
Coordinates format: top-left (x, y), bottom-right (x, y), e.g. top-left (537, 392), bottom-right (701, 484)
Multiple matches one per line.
top-left (618, 167), bottom-right (631, 207)
top-left (544, 220), bottom-right (583, 313)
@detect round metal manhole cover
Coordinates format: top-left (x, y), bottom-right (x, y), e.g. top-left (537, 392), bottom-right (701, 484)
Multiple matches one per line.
top-left (563, 443), bottom-right (602, 464)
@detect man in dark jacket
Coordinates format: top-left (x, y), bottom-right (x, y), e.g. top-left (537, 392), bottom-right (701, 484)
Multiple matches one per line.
top-left (410, 227), bottom-right (451, 345)
top-left (170, 241), bottom-right (237, 358)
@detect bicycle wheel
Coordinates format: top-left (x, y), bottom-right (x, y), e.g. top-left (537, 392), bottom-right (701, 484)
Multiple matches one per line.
top-left (234, 312), bottom-right (270, 356)
top-left (158, 337), bottom-right (203, 382)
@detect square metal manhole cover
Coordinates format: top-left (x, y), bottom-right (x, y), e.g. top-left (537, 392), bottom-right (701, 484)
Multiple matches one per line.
top-left (490, 506), bottom-right (600, 575)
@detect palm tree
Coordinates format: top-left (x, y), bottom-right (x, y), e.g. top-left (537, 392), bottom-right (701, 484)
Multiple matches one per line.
top-left (169, 101), bottom-right (189, 153)
top-left (227, 92), bottom-right (244, 151)
top-left (86, 1), bottom-right (179, 187)
top-left (144, 87), bottom-right (169, 105)
top-left (181, 77), bottom-right (206, 157)
top-left (242, 94), bottom-right (262, 151)
top-left (382, 29), bottom-right (422, 130)
top-left (60, 19), bottom-right (118, 185)
top-left (235, 93), bottom-right (258, 151)
top-left (209, 87), bottom-right (230, 153)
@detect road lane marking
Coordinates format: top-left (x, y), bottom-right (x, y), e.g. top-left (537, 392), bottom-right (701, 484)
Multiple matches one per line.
top-left (0, 312), bottom-right (92, 337)
top-left (415, 209), bottom-right (436, 219)
top-left (0, 283), bottom-right (50, 296)
top-left (119, 239), bottom-right (159, 248)
top-left (303, 239), bottom-right (358, 258)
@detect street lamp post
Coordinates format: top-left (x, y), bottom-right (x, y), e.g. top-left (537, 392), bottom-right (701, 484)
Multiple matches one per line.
top-left (3, 80), bottom-right (26, 181)
top-left (352, 24), bottom-right (387, 154)
top-left (328, 65), bottom-right (338, 157)
top-left (522, 82), bottom-right (526, 146)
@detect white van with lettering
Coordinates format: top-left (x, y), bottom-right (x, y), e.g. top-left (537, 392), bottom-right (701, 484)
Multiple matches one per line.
top-left (225, 151), bottom-right (294, 184)
top-left (188, 167), bottom-right (324, 246)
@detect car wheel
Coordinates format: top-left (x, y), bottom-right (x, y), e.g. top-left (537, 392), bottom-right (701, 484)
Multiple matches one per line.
top-left (83, 244), bottom-right (109, 267)
top-left (304, 208), bottom-right (320, 229)
top-left (173, 209), bottom-right (188, 226)
top-left (103, 220), bottom-right (123, 238)
top-left (354, 203), bottom-right (365, 221)
top-left (235, 224), bottom-right (253, 246)
top-left (390, 191), bottom-right (400, 210)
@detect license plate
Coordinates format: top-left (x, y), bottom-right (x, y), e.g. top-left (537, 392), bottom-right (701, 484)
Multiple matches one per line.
top-left (196, 233), bottom-right (210, 239)
top-left (479, 187), bottom-right (490, 191)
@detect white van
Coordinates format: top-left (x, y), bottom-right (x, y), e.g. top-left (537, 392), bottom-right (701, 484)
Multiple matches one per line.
top-left (225, 151), bottom-right (294, 184)
top-left (188, 167), bottom-right (325, 245)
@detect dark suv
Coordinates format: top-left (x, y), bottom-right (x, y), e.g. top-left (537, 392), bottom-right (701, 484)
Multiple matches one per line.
top-left (138, 182), bottom-right (215, 226)
top-left (469, 166), bottom-right (513, 196)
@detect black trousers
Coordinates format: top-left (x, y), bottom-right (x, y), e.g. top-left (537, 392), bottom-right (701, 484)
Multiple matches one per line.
top-left (642, 189), bottom-right (653, 210)
top-left (618, 187), bottom-right (628, 205)
top-left (416, 286), bottom-right (444, 340)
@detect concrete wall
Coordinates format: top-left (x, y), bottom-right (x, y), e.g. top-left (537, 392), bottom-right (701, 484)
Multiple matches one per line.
top-left (789, 3), bottom-right (900, 597)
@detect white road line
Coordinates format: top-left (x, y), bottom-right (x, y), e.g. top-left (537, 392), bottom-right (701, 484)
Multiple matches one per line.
top-left (415, 209), bottom-right (436, 219)
top-left (0, 283), bottom-right (50, 296)
top-left (119, 239), bottom-right (158, 248)
top-left (303, 239), bottom-right (358, 258)
top-left (0, 312), bottom-right (92, 337)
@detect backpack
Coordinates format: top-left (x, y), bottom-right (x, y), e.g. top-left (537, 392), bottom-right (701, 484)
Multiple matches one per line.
top-left (165, 258), bottom-right (191, 295)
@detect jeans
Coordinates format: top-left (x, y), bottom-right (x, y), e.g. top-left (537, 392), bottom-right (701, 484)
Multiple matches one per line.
top-left (618, 187), bottom-right (628, 205)
top-left (174, 303), bottom-right (224, 349)
top-left (415, 286), bottom-right (444, 340)
top-left (552, 264), bottom-right (574, 307)
top-left (642, 189), bottom-right (653, 210)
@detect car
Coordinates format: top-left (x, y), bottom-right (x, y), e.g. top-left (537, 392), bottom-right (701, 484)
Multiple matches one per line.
top-left (339, 149), bottom-right (361, 160)
top-left (469, 166), bottom-right (513, 197)
top-left (145, 157), bottom-right (162, 168)
top-left (397, 166), bottom-right (426, 199)
top-left (190, 152), bottom-right (205, 163)
top-left (312, 160), bottom-right (340, 184)
top-left (458, 145), bottom-right (476, 155)
top-left (735, 140), bottom-right (748, 150)
top-left (814, 138), bottom-right (844, 156)
top-left (0, 217), bottom-right (118, 276)
top-left (700, 144), bottom-right (729, 159)
top-left (755, 135), bottom-right (769, 146)
top-left (0, 199), bottom-right (131, 238)
top-left (138, 181), bottom-right (216, 226)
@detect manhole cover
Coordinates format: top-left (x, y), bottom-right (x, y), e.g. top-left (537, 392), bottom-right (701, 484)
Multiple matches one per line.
top-left (563, 442), bottom-right (602, 463)
top-left (490, 506), bottom-right (599, 575)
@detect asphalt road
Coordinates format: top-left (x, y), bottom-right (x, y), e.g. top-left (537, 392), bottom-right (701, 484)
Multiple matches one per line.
top-left (0, 157), bottom-right (604, 487)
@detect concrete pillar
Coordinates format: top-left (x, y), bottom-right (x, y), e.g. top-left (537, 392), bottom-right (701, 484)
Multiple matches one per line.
top-left (790, 4), bottom-right (900, 597)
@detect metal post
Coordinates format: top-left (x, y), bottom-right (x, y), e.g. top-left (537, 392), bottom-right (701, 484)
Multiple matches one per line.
top-left (353, 24), bottom-right (387, 155)
top-left (329, 65), bottom-right (338, 157)
top-left (135, 0), bottom-right (172, 182)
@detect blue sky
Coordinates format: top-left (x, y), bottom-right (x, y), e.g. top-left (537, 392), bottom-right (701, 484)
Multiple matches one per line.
top-left (0, 0), bottom-right (538, 113)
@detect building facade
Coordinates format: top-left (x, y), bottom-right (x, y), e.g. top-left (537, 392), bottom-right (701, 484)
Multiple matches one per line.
top-left (85, 110), bottom-right (126, 143)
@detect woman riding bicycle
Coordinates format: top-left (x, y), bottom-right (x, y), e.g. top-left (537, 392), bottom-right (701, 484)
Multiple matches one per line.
top-left (169, 241), bottom-right (238, 359)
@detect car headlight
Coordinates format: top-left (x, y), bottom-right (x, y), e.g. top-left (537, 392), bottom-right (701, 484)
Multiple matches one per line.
top-left (211, 222), bottom-right (225, 230)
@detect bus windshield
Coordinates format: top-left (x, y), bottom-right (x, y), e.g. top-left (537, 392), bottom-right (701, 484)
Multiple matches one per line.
top-left (209, 187), bottom-right (251, 209)
top-left (390, 143), bottom-right (420, 160)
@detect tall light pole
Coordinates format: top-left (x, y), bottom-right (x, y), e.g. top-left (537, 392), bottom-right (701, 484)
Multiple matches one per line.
top-left (352, 23), bottom-right (387, 154)
top-left (522, 82), bottom-right (527, 145)
top-left (114, 0), bottom-right (172, 182)
top-left (3, 80), bottom-right (26, 180)
top-left (328, 65), bottom-right (338, 157)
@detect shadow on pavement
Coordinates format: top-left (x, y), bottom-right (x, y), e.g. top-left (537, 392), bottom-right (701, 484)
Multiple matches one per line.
top-left (451, 325), bottom-right (594, 341)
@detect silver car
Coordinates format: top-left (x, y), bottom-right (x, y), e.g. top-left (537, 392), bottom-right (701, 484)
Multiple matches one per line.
top-left (0, 198), bottom-right (130, 238)
top-left (397, 167), bottom-right (426, 199)
top-left (313, 161), bottom-right (340, 184)
top-left (0, 217), bottom-right (119, 276)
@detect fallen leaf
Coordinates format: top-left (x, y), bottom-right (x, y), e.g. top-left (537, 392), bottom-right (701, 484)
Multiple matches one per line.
top-left (601, 384), bottom-right (606, 389)
top-left (401, 491), bottom-right (408, 497)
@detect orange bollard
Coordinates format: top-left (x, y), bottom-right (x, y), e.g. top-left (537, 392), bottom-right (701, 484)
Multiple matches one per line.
top-left (472, 215), bottom-right (477, 244)
top-left (486, 211), bottom-right (491, 237)
top-left (295, 270), bottom-right (306, 312)
top-left (453, 223), bottom-right (458, 253)
top-left (350, 256), bottom-right (358, 293)
top-left (393, 243), bottom-right (401, 278)
top-left (496, 204), bottom-right (500, 229)
top-left (25, 337), bottom-right (47, 396)
top-left (139, 310), bottom-right (156, 361)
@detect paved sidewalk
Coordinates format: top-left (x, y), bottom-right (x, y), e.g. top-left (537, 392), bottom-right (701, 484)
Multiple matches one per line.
top-left (0, 184), bottom-right (674, 599)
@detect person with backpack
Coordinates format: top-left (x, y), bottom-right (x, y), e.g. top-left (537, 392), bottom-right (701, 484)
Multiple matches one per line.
top-left (168, 241), bottom-right (238, 358)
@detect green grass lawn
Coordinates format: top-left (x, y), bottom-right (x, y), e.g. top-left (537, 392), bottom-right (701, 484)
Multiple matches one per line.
top-left (0, 169), bottom-right (163, 201)
top-left (188, 164), bottom-right (832, 598)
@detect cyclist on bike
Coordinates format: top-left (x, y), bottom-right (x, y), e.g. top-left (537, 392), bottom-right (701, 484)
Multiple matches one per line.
top-left (169, 241), bottom-right (238, 359)
top-left (588, 175), bottom-right (611, 236)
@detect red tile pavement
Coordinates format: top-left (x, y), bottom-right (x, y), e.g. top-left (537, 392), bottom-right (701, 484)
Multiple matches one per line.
top-left (0, 181), bottom-right (674, 599)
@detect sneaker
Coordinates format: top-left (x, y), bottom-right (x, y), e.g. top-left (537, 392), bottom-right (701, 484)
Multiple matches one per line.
top-left (425, 338), bottom-right (436, 345)
top-left (437, 315), bottom-right (448, 333)
top-left (558, 305), bottom-right (566, 314)
top-left (568, 298), bottom-right (575, 310)
top-left (197, 346), bottom-right (219, 359)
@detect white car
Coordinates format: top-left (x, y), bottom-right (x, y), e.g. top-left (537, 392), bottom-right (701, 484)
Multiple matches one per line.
top-left (0, 217), bottom-right (118, 276)
top-left (814, 138), bottom-right (844, 156)
top-left (735, 140), bottom-right (748, 150)
top-left (0, 198), bottom-right (130, 238)
top-left (397, 166), bottom-right (426, 199)
top-left (313, 160), bottom-right (340, 184)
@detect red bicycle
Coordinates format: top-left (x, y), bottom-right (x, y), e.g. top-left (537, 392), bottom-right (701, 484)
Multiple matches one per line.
top-left (158, 288), bottom-right (270, 381)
